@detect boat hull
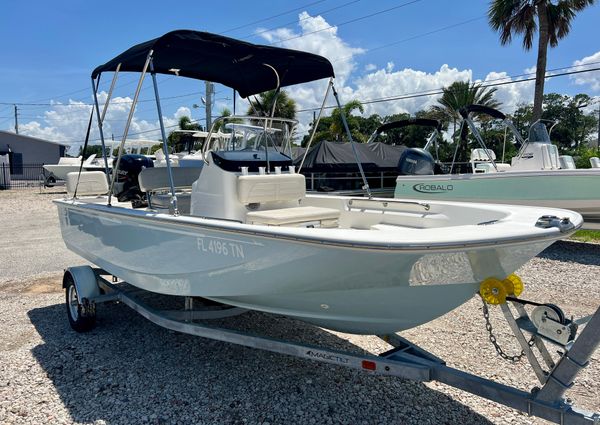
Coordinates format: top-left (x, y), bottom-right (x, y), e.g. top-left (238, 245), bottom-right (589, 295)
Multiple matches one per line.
top-left (44, 164), bottom-right (106, 181)
top-left (55, 200), bottom-right (559, 334)
top-left (395, 170), bottom-right (600, 229)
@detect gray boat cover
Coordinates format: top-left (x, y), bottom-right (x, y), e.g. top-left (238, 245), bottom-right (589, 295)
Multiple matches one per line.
top-left (294, 141), bottom-right (406, 172)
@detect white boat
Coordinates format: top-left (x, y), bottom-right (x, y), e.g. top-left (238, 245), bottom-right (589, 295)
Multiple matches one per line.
top-left (393, 105), bottom-right (600, 229)
top-left (44, 154), bottom-right (111, 182)
top-left (55, 30), bottom-right (582, 335)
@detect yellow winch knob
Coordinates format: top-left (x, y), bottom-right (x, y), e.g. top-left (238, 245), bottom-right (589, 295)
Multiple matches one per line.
top-left (479, 277), bottom-right (507, 305)
top-left (502, 273), bottom-right (524, 297)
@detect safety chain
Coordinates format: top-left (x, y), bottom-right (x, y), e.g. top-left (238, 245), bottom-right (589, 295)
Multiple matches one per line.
top-left (481, 297), bottom-right (535, 363)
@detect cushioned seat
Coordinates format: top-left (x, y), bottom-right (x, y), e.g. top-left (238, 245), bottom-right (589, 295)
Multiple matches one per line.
top-left (139, 166), bottom-right (203, 192)
top-left (246, 206), bottom-right (340, 228)
top-left (237, 173), bottom-right (305, 204)
top-left (66, 171), bottom-right (108, 197)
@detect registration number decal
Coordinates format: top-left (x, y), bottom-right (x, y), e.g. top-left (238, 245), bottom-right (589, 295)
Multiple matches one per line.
top-left (197, 237), bottom-right (247, 258)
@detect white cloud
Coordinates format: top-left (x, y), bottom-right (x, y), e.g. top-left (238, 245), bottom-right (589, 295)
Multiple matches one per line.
top-left (481, 71), bottom-right (534, 113)
top-left (15, 92), bottom-right (184, 155)
top-left (571, 51), bottom-right (600, 91)
top-left (347, 64), bottom-right (472, 117)
top-left (12, 12), bottom-right (546, 145)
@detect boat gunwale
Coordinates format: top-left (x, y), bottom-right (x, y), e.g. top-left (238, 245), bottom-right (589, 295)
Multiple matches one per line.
top-left (54, 198), bottom-right (578, 253)
top-left (396, 169), bottom-right (600, 181)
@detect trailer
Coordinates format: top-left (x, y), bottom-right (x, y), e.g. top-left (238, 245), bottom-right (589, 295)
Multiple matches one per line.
top-left (63, 266), bottom-right (600, 424)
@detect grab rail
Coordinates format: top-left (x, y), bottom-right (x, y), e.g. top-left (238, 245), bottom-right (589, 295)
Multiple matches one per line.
top-left (347, 198), bottom-right (430, 211)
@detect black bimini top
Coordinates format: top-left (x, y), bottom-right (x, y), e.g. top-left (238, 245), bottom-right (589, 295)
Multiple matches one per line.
top-left (92, 30), bottom-right (335, 98)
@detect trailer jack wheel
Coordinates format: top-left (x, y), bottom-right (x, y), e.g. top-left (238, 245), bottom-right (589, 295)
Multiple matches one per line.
top-left (65, 273), bottom-right (96, 332)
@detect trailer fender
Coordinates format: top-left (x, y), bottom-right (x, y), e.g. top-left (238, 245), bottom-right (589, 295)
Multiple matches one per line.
top-left (63, 266), bottom-right (100, 301)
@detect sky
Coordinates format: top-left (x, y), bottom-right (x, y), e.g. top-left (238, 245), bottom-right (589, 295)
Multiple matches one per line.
top-left (0, 0), bottom-right (599, 151)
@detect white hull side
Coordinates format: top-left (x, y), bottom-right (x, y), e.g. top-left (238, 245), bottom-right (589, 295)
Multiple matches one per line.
top-left (395, 170), bottom-right (600, 229)
top-left (44, 164), bottom-right (106, 180)
top-left (56, 201), bottom-right (559, 334)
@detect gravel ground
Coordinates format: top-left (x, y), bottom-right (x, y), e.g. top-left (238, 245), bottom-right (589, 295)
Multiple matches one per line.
top-left (0, 188), bottom-right (598, 425)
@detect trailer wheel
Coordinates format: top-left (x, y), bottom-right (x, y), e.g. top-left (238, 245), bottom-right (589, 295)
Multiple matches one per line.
top-left (45, 175), bottom-right (56, 188)
top-left (65, 273), bottom-right (96, 332)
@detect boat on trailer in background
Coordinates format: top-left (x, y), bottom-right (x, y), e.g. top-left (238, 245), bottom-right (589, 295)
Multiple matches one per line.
top-left (394, 104), bottom-right (600, 229)
top-left (54, 30), bottom-right (599, 424)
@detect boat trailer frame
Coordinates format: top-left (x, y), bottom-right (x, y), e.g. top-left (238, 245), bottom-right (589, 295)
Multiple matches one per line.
top-left (65, 266), bottom-right (600, 425)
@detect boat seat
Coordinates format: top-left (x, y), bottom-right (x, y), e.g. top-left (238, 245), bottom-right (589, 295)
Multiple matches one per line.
top-left (148, 192), bottom-right (192, 215)
top-left (246, 206), bottom-right (340, 228)
top-left (139, 166), bottom-right (203, 192)
top-left (237, 173), bottom-right (305, 204)
top-left (66, 171), bottom-right (108, 197)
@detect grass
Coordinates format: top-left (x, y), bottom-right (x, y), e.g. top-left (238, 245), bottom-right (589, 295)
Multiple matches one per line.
top-left (570, 230), bottom-right (600, 242)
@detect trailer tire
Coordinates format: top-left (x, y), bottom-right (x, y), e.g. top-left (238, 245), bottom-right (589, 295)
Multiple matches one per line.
top-left (45, 175), bottom-right (56, 188)
top-left (65, 273), bottom-right (96, 332)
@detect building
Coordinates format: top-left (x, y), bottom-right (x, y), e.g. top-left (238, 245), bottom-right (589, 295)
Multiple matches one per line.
top-left (0, 130), bottom-right (68, 180)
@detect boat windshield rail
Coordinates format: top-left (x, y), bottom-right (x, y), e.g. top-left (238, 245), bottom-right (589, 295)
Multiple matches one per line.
top-left (203, 115), bottom-right (298, 161)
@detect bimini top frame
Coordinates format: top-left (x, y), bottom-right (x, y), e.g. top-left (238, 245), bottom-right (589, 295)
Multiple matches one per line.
top-left (453, 104), bottom-right (526, 173)
top-left (366, 118), bottom-right (443, 160)
top-left (79, 29), bottom-right (372, 210)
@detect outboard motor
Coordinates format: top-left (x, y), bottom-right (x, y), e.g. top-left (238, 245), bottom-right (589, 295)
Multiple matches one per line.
top-left (114, 154), bottom-right (154, 207)
top-left (397, 148), bottom-right (435, 175)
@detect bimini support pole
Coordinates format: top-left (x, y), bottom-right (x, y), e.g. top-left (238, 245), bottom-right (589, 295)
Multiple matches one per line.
top-left (298, 78), bottom-right (333, 173)
top-left (331, 84), bottom-right (372, 198)
top-left (107, 51), bottom-right (152, 206)
top-left (463, 116), bottom-right (499, 172)
top-left (91, 63), bottom-right (121, 178)
top-left (149, 57), bottom-right (178, 215)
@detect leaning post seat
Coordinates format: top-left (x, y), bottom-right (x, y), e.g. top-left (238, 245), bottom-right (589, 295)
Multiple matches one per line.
top-left (237, 173), bottom-right (340, 228)
top-left (138, 166), bottom-right (203, 214)
top-left (66, 171), bottom-right (108, 197)
top-left (237, 173), bottom-right (306, 204)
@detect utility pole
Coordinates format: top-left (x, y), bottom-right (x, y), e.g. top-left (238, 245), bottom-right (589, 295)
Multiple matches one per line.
top-left (233, 88), bottom-right (236, 115)
top-left (205, 81), bottom-right (213, 131)
top-left (14, 105), bottom-right (18, 135)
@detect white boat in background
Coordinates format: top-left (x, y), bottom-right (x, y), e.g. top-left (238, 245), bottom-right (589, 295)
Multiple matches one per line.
top-left (54, 30), bottom-right (583, 335)
top-left (394, 105), bottom-right (600, 229)
top-left (44, 154), bottom-right (111, 184)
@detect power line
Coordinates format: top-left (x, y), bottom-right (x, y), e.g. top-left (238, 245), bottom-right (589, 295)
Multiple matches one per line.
top-left (34, 66), bottom-right (600, 144)
top-left (244, 0), bottom-right (362, 40)
top-left (268, 0), bottom-right (424, 45)
top-left (3, 1), bottom-right (420, 106)
top-left (221, 0), bottom-right (328, 34)
top-left (296, 66), bottom-right (600, 112)
top-left (4, 1), bottom-right (332, 105)
top-left (330, 16), bottom-right (486, 63)
top-left (7, 63), bottom-right (600, 128)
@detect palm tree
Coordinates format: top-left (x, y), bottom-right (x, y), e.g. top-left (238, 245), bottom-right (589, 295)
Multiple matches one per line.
top-left (432, 81), bottom-right (501, 133)
top-left (247, 89), bottom-right (297, 120)
top-left (166, 115), bottom-right (201, 151)
top-left (488, 0), bottom-right (596, 122)
top-left (330, 99), bottom-right (365, 142)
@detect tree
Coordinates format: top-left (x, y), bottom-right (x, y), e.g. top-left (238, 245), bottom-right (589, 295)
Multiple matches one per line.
top-left (166, 115), bottom-right (202, 153)
top-left (79, 144), bottom-right (105, 158)
top-left (247, 90), bottom-right (296, 120)
top-left (431, 81), bottom-right (501, 163)
top-left (488, 0), bottom-right (596, 122)
top-left (510, 93), bottom-right (597, 151)
top-left (431, 81), bottom-right (501, 136)
top-left (329, 100), bottom-right (365, 142)
top-left (376, 110), bottom-right (444, 148)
